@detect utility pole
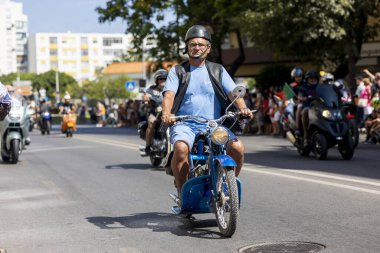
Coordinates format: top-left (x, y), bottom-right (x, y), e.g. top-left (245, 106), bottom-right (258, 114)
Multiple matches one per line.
top-left (55, 71), bottom-right (60, 102)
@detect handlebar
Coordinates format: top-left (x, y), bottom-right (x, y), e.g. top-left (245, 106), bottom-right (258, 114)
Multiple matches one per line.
top-left (170, 110), bottom-right (257, 124)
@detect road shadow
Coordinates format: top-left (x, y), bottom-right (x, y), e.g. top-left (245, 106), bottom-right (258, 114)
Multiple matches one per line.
top-left (86, 212), bottom-right (227, 239)
top-left (243, 137), bottom-right (380, 180)
top-left (105, 163), bottom-right (164, 172)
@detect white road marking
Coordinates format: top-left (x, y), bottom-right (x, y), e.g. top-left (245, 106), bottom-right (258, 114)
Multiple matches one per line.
top-left (75, 135), bottom-right (140, 150)
top-left (244, 165), bottom-right (380, 195)
top-left (28, 146), bottom-right (94, 153)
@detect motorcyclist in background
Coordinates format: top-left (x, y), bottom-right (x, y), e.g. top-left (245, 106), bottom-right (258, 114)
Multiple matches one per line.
top-left (143, 69), bottom-right (168, 154)
top-left (0, 82), bottom-right (12, 121)
top-left (59, 93), bottom-right (75, 114)
top-left (296, 70), bottom-right (320, 146)
top-left (38, 98), bottom-right (52, 126)
top-left (321, 72), bottom-right (334, 85)
top-left (290, 67), bottom-right (304, 93)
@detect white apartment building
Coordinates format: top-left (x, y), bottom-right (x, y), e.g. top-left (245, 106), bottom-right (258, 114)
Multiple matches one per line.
top-left (28, 32), bottom-right (132, 81)
top-left (0, 0), bottom-right (28, 75)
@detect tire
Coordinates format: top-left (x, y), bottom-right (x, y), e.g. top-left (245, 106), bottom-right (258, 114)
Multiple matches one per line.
top-left (214, 166), bottom-right (238, 237)
top-left (66, 128), bottom-right (73, 137)
top-left (339, 134), bottom-right (354, 160)
top-left (46, 121), bottom-right (51, 135)
top-left (2, 154), bottom-right (10, 162)
top-left (150, 154), bottom-right (162, 167)
top-left (313, 133), bottom-right (328, 160)
top-left (349, 120), bottom-right (359, 148)
top-left (10, 139), bottom-right (20, 164)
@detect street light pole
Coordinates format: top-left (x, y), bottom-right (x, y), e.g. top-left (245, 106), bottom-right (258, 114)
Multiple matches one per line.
top-left (55, 71), bottom-right (60, 102)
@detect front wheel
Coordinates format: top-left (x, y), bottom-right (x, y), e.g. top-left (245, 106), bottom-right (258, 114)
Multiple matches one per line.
top-left (339, 134), bottom-right (354, 160)
top-left (149, 154), bottom-right (162, 167)
top-left (214, 166), bottom-right (239, 237)
top-left (10, 139), bottom-right (20, 164)
top-left (313, 132), bottom-right (328, 160)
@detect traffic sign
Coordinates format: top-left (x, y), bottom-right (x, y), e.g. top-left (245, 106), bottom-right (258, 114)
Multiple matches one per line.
top-left (125, 81), bottom-right (135, 91)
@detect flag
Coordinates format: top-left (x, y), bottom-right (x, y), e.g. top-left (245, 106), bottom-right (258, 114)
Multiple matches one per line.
top-left (283, 83), bottom-right (296, 100)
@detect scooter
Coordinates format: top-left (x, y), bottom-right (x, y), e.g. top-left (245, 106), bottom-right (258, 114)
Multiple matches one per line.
top-left (0, 92), bottom-right (31, 163)
top-left (61, 111), bottom-right (77, 137)
top-left (286, 85), bottom-right (354, 160)
top-left (40, 111), bottom-right (52, 135)
top-left (168, 86), bottom-right (251, 237)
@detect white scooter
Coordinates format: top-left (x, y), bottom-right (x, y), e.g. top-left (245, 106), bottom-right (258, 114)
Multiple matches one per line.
top-left (0, 91), bottom-right (30, 163)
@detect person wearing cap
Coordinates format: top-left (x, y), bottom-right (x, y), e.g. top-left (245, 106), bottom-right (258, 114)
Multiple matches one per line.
top-left (59, 93), bottom-right (75, 114)
top-left (161, 25), bottom-right (252, 201)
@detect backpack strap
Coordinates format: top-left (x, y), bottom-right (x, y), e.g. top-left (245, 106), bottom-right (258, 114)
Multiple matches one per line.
top-left (171, 61), bottom-right (191, 114)
top-left (205, 60), bottom-right (230, 113)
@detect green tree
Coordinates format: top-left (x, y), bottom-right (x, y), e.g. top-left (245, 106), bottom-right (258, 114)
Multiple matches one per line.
top-left (96, 0), bottom-right (251, 77)
top-left (84, 76), bottom-right (136, 104)
top-left (0, 71), bottom-right (78, 101)
top-left (242, 0), bottom-right (380, 86)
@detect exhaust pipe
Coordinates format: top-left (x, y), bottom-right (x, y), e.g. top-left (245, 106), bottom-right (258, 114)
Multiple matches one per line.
top-left (286, 131), bottom-right (296, 144)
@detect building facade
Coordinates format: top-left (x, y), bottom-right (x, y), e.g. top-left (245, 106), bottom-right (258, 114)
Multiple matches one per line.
top-left (0, 0), bottom-right (28, 75)
top-left (28, 32), bottom-right (132, 81)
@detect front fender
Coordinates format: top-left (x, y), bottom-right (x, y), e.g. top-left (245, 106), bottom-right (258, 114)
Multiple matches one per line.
top-left (6, 131), bottom-right (22, 150)
top-left (214, 154), bottom-right (237, 167)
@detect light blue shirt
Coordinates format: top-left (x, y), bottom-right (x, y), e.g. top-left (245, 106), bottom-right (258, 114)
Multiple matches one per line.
top-left (163, 64), bottom-right (236, 120)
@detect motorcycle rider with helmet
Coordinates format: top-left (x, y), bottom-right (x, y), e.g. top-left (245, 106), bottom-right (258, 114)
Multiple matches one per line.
top-left (59, 93), bottom-right (75, 114)
top-left (290, 67), bottom-right (304, 93)
top-left (161, 25), bottom-right (252, 201)
top-left (143, 69), bottom-right (168, 154)
top-left (296, 70), bottom-right (320, 146)
top-left (0, 82), bottom-right (12, 121)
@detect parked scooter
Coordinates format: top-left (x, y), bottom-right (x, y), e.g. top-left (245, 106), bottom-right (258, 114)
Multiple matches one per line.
top-left (286, 85), bottom-right (354, 160)
top-left (61, 110), bottom-right (77, 137)
top-left (138, 88), bottom-right (173, 168)
top-left (0, 90), bottom-right (31, 163)
top-left (168, 86), bottom-right (252, 237)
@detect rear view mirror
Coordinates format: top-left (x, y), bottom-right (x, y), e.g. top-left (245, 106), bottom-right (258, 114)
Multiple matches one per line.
top-left (232, 86), bottom-right (246, 98)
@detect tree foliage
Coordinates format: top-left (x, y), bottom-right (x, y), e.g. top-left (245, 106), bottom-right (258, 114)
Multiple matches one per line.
top-left (0, 71), bottom-right (79, 100)
top-left (242, 0), bottom-right (380, 84)
top-left (96, 0), bottom-right (250, 75)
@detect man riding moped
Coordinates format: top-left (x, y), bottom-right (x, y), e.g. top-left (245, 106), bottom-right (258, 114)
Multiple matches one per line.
top-left (143, 69), bottom-right (168, 154)
top-left (161, 25), bottom-right (253, 204)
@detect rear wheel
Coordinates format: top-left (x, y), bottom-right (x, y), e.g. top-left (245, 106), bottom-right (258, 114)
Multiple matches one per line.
top-left (348, 119), bottom-right (359, 148)
top-left (214, 166), bottom-right (238, 237)
top-left (10, 139), bottom-right (20, 164)
top-left (313, 133), bottom-right (328, 160)
top-left (149, 154), bottom-right (162, 167)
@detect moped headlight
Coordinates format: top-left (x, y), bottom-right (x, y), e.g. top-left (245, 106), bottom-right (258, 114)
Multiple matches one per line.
top-left (156, 106), bottom-right (162, 113)
top-left (211, 127), bottom-right (229, 145)
top-left (322, 110), bottom-right (332, 119)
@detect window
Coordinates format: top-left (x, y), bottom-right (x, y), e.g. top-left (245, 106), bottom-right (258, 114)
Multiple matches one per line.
top-left (80, 37), bottom-right (88, 44)
top-left (103, 37), bottom-right (122, 46)
top-left (15, 21), bottom-right (25, 29)
top-left (81, 49), bottom-right (88, 56)
top-left (50, 49), bottom-right (58, 56)
top-left (49, 37), bottom-right (58, 44)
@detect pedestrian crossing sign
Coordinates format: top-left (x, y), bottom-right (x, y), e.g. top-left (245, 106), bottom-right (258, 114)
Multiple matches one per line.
top-left (125, 81), bottom-right (135, 91)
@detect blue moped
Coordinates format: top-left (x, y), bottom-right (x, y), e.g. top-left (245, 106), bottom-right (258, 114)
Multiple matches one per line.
top-left (169, 86), bottom-right (252, 237)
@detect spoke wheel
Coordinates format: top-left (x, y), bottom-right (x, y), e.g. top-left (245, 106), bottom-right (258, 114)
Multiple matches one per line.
top-left (214, 166), bottom-right (238, 237)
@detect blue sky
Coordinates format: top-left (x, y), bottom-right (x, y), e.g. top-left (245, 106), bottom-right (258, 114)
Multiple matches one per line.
top-left (14, 0), bottom-right (127, 34)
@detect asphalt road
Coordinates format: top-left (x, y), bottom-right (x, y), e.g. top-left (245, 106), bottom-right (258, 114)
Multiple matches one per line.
top-left (0, 125), bottom-right (379, 253)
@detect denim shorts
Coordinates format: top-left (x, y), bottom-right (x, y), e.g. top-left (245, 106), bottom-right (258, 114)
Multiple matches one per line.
top-left (170, 121), bottom-right (237, 149)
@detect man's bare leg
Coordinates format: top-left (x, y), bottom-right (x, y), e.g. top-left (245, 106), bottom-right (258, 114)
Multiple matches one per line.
top-left (227, 139), bottom-right (245, 177)
top-left (171, 141), bottom-right (190, 198)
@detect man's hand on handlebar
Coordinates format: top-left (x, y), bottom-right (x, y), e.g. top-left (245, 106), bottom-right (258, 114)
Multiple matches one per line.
top-left (239, 107), bottom-right (253, 119)
top-left (161, 113), bottom-right (176, 125)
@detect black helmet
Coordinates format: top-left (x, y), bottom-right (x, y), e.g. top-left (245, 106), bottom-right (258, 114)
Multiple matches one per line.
top-left (291, 67), bottom-right (303, 78)
top-left (305, 70), bottom-right (320, 81)
top-left (185, 25), bottom-right (212, 43)
top-left (153, 69), bottom-right (168, 85)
